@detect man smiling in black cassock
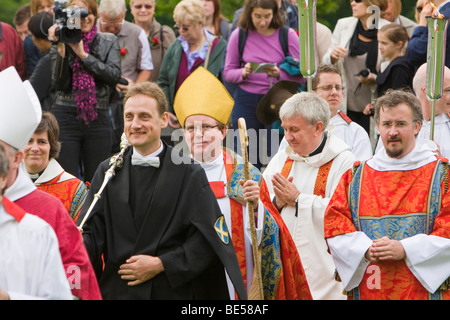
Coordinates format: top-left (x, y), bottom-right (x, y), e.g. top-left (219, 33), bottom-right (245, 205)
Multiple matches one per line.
top-left (77, 82), bottom-right (246, 300)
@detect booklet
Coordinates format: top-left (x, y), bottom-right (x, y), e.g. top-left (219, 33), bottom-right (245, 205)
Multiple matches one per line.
top-left (249, 62), bottom-right (276, 73)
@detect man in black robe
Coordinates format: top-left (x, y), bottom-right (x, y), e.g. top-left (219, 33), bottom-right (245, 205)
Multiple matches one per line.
top-left (77, 81), bottom-right (247, 300)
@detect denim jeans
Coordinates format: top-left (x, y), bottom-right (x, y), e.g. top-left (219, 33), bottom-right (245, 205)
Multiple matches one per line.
top-left (52, 105), bottom-right (112, 183)
top-left (231, 87), bottom-right (272, 169)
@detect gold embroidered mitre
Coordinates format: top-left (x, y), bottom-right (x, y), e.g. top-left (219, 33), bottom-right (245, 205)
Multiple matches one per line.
top-left (173, 67), bottom-right (234, 127)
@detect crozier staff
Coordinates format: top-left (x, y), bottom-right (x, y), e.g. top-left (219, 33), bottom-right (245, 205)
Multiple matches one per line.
top-left (77, 81), bottom-right (247, 300)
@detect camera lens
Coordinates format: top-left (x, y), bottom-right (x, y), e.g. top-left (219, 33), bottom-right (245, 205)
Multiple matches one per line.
top-left (354, 68), bottom-right (370, 77)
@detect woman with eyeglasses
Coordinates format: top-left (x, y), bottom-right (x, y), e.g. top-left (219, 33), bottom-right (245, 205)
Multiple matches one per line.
top-left (130, 0), bottom-right (176, 82)
top-left (157, 0), bottom-right (227, 115)
top-left (322, 0), bottom-right (390, 136)
top-left (48, 0), bottom-right (121, 183)
top-left (223, 0), bottom-right (304, 169)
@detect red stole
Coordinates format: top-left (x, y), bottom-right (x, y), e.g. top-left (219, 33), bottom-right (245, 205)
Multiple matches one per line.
top-left (214, 150), bottom-right (313, 300)
top-left (3, 197), bottom-right (26, 222)
top-left (224, 151), bottom-right (248, 292)
top-left (281, 157), bottom-right (334, 197)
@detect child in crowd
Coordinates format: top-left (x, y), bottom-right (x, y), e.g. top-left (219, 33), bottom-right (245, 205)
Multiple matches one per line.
top-left (364, 23), bottom-right (413, 115)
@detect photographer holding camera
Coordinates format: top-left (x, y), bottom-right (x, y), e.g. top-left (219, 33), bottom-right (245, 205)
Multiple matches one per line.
top-left (48, 0), bottom-right (121, 183)
top-left (322, 0), bottom-right (390, 136)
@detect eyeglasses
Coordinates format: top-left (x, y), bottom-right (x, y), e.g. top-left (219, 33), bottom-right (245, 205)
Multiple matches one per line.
top-left (174, 24), bottom-right (192, 32)
top-left (185, 125), bottom-right (219, 133)
top-left (134, 4), bottom-right (153, 10)
top-left (100, 20), bottom-right (124, 28)
top-left (416, 6), bottom-right (423, 13)
top-left (352, 0), bottom-right (363, 3)
top-left (314, 85), bottom-right (344, 92)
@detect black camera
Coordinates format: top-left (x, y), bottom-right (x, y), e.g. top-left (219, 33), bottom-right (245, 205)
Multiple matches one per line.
top-left (53, 0), bottom-right (89, 44)
top-left (354, 68), bottom-right (371, 77)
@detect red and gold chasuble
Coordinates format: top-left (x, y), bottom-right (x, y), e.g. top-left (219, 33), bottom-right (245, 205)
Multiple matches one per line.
top-left (218, 149), bottom-right (312, 300)
top-left (36, 172), bottom-right (87, 222)
top-left (325, 160), bottom-right (450, 300)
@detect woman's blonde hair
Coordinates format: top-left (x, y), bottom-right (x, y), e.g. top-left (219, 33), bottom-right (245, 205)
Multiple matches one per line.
top-left (362, 0), bottom-right (388, 14)
top-left (173, 0), bottom-right (205, 25)
top-left (67, 0), bottom-right (98, 18)
top-left (30, 0), bottom-right (54, 16)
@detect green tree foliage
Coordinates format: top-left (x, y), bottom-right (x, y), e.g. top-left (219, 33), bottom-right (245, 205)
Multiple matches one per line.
top-left (1, 0), bottom-right (30, 26)
top-left (0, 0), bottom-right (428, 35)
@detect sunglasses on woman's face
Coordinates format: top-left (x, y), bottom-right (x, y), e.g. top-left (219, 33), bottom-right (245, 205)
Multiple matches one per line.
top-left (174, 24), bottom-right (192, 32)
top-left (352, 0), bottom-right (363, 3)
top-left (134, 4), bottom-right (153, 9)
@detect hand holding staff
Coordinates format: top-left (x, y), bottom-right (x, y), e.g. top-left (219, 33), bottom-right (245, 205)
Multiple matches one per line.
top-left (77, 134), bottom-right (130, 233)
top-left (238, 117), bottom-right (264, 300)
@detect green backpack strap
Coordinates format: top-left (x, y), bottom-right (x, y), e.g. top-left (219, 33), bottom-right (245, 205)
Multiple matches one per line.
top-left (238, 25), bottom-right (289, 67)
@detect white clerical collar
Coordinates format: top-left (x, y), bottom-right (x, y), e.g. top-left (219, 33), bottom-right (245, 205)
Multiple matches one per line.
top-left (190, 148), bottom-right (224, 166)
top-left (132, 141), bottom-right (164, 160)
top-left (198, 151), bottom-right (223, 166)
top-left (32, 158), bottom-right (63, 184)
top-left (368, 140), bottom-right (437, 171)
top-left (5, 163), bottom-right (37, 202)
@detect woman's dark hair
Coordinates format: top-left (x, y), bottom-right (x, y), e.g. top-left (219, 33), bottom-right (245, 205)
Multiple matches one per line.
top-left (35, 112), bottom-right (62, 160)
top-left (238, 0), bottom-right (284, 31)
top-left (209, 0), bottom-right (227, 36)
top-left (28, 11), bottom-right (54, 40)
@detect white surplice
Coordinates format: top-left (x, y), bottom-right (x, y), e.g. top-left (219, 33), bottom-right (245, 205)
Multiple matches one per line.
top-left (0, 202), bottom-right (72, 300)
top-left (327, 142), bottom-right (450, 293)
top-left (264, 132), bottom-right (355, 299)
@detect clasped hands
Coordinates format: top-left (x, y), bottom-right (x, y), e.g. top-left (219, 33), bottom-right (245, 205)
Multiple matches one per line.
top-left (271, 172), bottom-right (300, 209)
top-left (365, 236), bottom-right (406, 262)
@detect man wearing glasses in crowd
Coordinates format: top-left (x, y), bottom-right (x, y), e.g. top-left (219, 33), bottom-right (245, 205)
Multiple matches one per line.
top-left (98, 0), bottom-right (153, 152)
top-left (98, 0), bottom-right (153, 87)
top-left (279, 64), bottom-right (373, 161)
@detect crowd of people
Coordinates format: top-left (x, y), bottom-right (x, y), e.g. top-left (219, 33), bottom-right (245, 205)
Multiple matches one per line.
top-left (0, 0), bottom-right (450, 301)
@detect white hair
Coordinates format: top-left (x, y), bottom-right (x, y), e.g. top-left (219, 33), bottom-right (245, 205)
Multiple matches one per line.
top-left (99, 0), bottom-right (126, 18)
top-left (279, 91), bottom-right (330, 130)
